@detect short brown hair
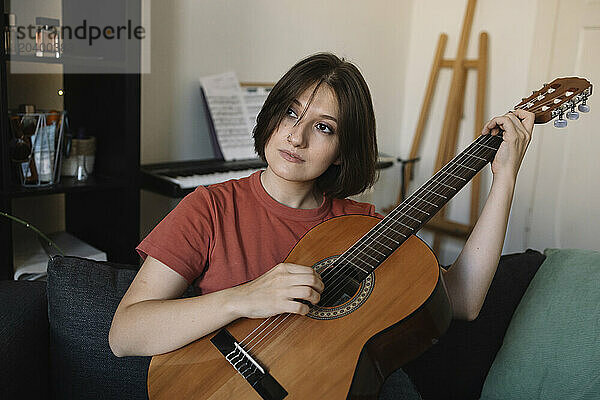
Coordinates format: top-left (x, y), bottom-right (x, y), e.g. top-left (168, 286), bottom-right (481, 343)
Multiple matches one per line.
top-left (253, 52), bottom-right (378, 199)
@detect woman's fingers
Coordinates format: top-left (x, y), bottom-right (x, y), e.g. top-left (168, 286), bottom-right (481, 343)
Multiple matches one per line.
top-left (503, 112), bottom-right (526, 141)
top-left (284, 263), bottom-right (315, 274)
top-left (511, 109), bottom-right (535, 132)
top-left (482, 110), bottom-right (535, 137)
top-left (482, 115), bottom-right (515, 136)
top-left (283, 263), bottom-right (324, 292)
top-left (288, 286), bottom-right (321, 305)
top-left (286, 300), bottom-right (310, 315)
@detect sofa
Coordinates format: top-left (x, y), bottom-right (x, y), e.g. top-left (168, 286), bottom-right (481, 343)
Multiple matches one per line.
top-left (1, 248), bottom-right (598, 399)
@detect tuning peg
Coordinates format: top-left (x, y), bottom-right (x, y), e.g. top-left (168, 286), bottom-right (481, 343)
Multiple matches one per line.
top-left (566, 105), bottom-right (579, 120)
top-left (554, 112), bottom-right (567, 128)
top-left (578, 97), bottom-right (590, 113)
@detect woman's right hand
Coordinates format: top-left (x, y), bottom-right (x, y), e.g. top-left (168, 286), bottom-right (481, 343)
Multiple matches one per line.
top-left (233, 263), bottom-right (324, 318)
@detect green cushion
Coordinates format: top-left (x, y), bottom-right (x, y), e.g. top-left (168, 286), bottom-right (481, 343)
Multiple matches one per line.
top-left (480, 248), bottom-right (600, 400)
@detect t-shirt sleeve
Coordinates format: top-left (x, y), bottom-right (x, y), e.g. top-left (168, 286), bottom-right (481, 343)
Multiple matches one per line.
top-left (334, 198), bottom-right (384, 219)
top-left (363, 202), bottom-right (384, 219)
top-left (136, 186), bottom-right (215, 284)
top-left (370, 204), bottom-right (385, 219)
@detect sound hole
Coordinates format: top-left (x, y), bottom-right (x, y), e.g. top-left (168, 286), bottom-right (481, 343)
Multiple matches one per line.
top-left (317, 267), bottom-right (362, 308)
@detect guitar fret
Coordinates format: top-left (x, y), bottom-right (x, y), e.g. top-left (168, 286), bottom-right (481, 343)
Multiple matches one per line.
top-left (394, 219), bottom-right (414, 230)
top-left (399, 213), bottom-right (421, 223)
top-left (414, 196), bottom-right (438, 207)
top-left (360, 249), bottom-right (379, 262)
top-left (343, 128), bottom-right (504, 276)
top-left (381, 232), bottom-right (400, 243)
top-left (370, 246), bottom-right (387, 257)
top-left (454, 161), bottom-right (476, 171)
top-left (444, 171), bottom-right (467, 181)
top-left (364, 231), bottom-right (395, 251)
top-left (404, 202), bottom-right (430, 215)
top-left (388, 226), bottom-right (407, 238)
top-left (422, 188), bottom-right (447, 199)
top-left (378, 241), bottom-right (393, 251)
top-left (476, 142), bottom-right (497, 151)
top-left (346, 258), bottom-right (370, 274)
top-left (464, 152), bottom-right (487, 162)
top-left (338, 130), bottom-right (508, 280)
top-left (432, 179), bottom-right (457, 190)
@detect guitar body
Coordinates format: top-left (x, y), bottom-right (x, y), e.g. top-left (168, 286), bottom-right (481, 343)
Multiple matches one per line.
top-left (148, 215), bottom-right (452, 399)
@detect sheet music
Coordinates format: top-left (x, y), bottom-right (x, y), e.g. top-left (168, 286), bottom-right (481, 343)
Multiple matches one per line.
top-left (200, 72), bottom-right (257, 161)
top-left (243, 86), bottom-right (270, 130)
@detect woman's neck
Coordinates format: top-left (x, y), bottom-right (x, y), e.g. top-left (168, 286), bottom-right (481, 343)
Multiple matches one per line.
top-left (260, 169), bottom-right (323, 209)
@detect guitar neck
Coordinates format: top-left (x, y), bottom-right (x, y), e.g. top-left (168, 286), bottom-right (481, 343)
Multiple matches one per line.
top-left (342, 134), bottom-right (503, 278)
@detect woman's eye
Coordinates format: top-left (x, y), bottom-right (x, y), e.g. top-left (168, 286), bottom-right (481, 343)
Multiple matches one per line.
top-left (286, 108), bottom-right (298, 119)
top-left (316, 122), bottom-right (334, 134)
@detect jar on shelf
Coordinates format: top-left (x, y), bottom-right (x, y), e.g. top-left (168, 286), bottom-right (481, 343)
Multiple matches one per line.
top-left (9, 107), bottom-right (67, 187)
top-left (62, 128), bottom-right (96, 177)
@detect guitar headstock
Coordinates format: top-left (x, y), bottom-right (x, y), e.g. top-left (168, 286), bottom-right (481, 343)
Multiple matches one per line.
top-left (514, 77), bottom-right (592, 128)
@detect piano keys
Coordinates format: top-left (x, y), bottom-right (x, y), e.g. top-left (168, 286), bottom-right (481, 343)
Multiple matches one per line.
top-left (141, 157), bottom-right (394, 198)
top-left (141, 158), bottom-right (266, 198)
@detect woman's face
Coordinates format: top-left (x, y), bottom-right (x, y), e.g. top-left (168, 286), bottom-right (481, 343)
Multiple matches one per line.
top-left (263, 83), bottom-right (341, 186)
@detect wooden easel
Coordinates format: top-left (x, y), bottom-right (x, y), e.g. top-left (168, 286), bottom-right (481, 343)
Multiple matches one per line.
top-left (391, 0), bottom-right (488, 255)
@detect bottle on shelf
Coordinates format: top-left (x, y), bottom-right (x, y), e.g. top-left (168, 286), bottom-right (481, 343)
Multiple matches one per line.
top-left (3, 13), bottom-right (19, 56)
top-left (10, 105), bottom-right (41, 185)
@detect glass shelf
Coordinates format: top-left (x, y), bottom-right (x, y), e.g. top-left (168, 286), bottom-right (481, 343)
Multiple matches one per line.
top-left (3, 174), bottom-right (132, 198)
top-left (6, 54), bottom-right (63, 64)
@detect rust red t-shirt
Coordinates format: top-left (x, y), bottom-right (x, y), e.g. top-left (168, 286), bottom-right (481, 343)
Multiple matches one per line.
top-left (136, 170), bottom-right (380, 295)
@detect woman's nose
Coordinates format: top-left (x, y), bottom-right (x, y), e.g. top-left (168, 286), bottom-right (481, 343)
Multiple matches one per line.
top-left (287, 122), bottom-right (309, 147)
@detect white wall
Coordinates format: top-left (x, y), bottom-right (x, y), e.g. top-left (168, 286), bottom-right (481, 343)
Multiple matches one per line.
top-left (140, 0), bottom-right (414, 237)
top-left (398, 0), bottom-right (538, 264)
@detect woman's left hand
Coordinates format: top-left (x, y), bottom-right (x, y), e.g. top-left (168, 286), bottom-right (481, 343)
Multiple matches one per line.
top-left (481, 109), bottom-right (535, 181)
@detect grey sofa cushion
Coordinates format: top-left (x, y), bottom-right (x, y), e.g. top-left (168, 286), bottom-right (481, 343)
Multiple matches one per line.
top-left (0, 280), bottom-right (49, 399)
top-left (47, 255), bottom-right (150, 400)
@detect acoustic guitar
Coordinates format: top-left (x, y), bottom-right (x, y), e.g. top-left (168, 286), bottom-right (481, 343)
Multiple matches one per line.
top-left (148, 77), bottom-right (592, 400)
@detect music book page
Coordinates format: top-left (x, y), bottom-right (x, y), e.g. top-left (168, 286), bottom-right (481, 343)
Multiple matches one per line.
top-left (200, 72), bottom-right (257, 161)
top-left (243, 86), bottom-right (270, 130)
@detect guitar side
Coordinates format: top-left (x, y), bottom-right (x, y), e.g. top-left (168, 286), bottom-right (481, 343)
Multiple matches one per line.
top-left (148, 215), bottom-right (452, 399)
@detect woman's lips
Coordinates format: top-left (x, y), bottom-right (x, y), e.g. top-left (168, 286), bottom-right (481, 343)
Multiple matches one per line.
top-left (279, 150), bottom-right (305, 163)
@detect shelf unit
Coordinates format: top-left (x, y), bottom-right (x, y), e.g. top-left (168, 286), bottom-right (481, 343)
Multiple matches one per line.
top-left (0, 0), bottom-right (141, 279)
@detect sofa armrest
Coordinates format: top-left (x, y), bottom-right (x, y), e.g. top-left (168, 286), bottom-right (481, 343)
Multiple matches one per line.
top-left (0, 280), bottom-right (50, 398)
top-left (403, 249), bottom-right (546, 400)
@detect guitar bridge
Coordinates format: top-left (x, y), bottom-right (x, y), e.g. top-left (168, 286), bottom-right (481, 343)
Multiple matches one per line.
top-left (210, 329), bottom-right (288, 400)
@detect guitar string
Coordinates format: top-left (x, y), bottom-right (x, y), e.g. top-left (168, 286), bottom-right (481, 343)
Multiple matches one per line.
top-left (241, 133), bottom-right (501, 354)
top-left (240, 97), bottom-right (560, 347)
top-left (316, 106), bottom-right (538, 306)
top-left (243, 103), bottom-right (538, 350)
top-left (314, 133), bottom-right (500, 307)
top-left (317, 106), bottom-right (538, 307)
top-left (246, 136), bottom-right (503, 357)
top-left (241, 133), bottom-right (500, 352)
top-left (246, 133), bottom-right (501, 354)
top-left (246, 104), bottom-right (561, 355)
top-left (244, 134), bottom-right (501, 356)
top-left (242, 133), bottom-right (500, 354)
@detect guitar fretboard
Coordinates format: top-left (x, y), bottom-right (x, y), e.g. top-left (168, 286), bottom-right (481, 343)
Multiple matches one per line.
top-left (339, 134), bottom-right (504, 279)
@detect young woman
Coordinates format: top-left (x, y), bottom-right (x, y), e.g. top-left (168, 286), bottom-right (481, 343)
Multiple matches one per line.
top-left (109, 52), bottom-right (534, 398)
